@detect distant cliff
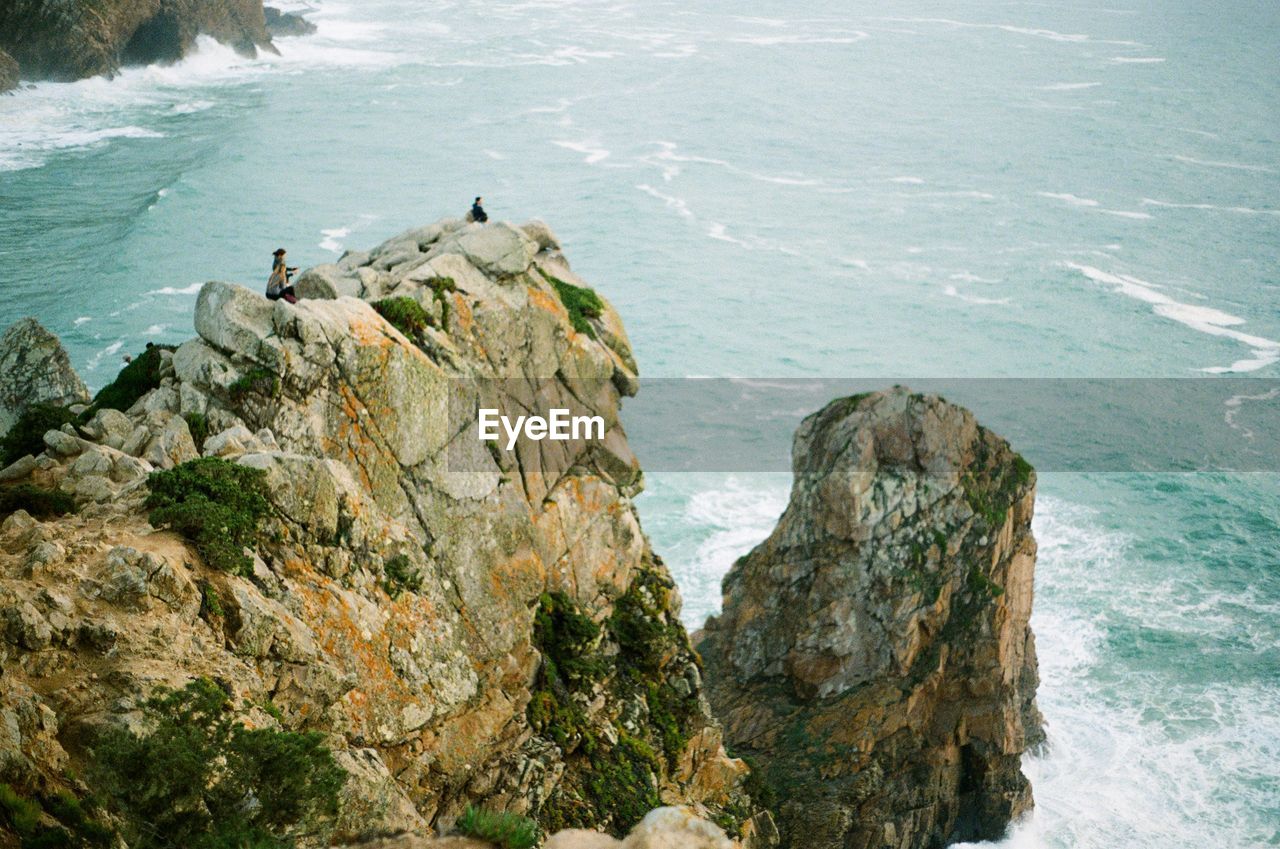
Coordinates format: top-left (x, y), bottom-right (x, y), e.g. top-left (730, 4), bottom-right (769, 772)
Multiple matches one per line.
top-left (699, 389), bottom-right (1044, 849)
top-left (0, 219), bottom-right (769, 846)
top-left (0, 0), bottom-right (274, 85)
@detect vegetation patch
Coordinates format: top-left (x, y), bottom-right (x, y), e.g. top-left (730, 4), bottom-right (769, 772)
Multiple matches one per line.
top-left (0, 484), bottom-right (75, 521)
top-left (88, 344), bottom-right (175, 415)
top-left (183, 412), bottom-right (209, 453)
top-left (455, 807), bottom-right (538, 849)
top-left (227, 367), bottom-right (280, 403)
top-left (91, 678), bottom-right (345, 849)
top-left (144, 457), bottom-right (271, 575)
top-left (381, 554), bottom-right (424, 599)
top-left (961, 431), bottom-right (1034, 529)
top-left (527, 592), bottom-right (604, 752)
top-left (425, 276), bottom-right (456, 330)
top-left (0, 782), bottom-right (113, 849)
top-left (538, 268), bottom-right (603, 339)
top-left (372, 296), bottom-right (433, 339)
top-left (0, 403), bottom-right (80, 467)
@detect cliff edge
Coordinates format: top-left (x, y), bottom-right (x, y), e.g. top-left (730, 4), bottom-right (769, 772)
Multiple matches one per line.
top-left (0, 0), bottom-right (274, 84)
top-left (698, 389), bottom-right (1043, 849)
top-left (0, 218), bottom-right (766, 846)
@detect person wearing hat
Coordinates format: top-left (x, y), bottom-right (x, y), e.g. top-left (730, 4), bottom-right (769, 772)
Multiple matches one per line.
top-left (266, 248), bottom-right (299, 304)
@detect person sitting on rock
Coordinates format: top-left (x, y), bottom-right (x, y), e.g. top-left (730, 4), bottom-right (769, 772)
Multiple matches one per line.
top-left (266, 248), bottom-right (299, 304)
top-left (469, 196), bottom-right (488, 223)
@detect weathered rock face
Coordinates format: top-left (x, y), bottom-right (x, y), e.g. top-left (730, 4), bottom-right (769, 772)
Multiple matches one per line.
top-left (0, 219), bottom-right (765, 845)
top-left (0, 48), bottom-right (17, 92)
top-left (0, 318), bottom-right (90, 436)
top-left (264, 6), bottom-right (317, 37)
top-left (698, 389), bottom-right (1043, 849)
top-left (0, 0), bottom-right (273, 83)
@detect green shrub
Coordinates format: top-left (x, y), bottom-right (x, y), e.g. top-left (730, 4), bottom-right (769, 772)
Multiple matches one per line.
top-left (89, 344), bottom-right (174, 414)
top-left (426, 277), bottom-right (456, 330)
top-left (91, 678), bottom-right (345, 849)
top-left (198, 581), bottom-right (224, 618)
top-left (1, 403), bottom-right (79, 467)
top-left (538, 268), bottom-right (603, 339)
top-left (0, 782), bottom-right (113, 849)
top-left (526, 592), bottom-right (605, 753)
top-left (227, 367), bottom-right (280, 403)
top-left (0, 484), bottom-right (75, 521)
top-left (372, 297), bottom-right (432, 338)
top-left (144, 457), bottom-right (271, 575)
top-left (455, 807), bottom-right (538, 849)
top-left (381, 554), bottom-right (423, 599)
top-left (183, 412), bottom-right (209, 453)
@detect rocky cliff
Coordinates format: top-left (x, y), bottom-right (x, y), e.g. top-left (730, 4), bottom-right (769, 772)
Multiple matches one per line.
top-left (698, 389), bottom-right (1043, 849)
top-left (0, 0), bottom-right (273, 84)
top-left (0, 319), bottom-right (90, 436)
top-left (0, 218), bottom-right (765, 845)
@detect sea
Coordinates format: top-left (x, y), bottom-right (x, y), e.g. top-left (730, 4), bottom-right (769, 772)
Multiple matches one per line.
top-left (0, 0), bottom-right (1276, 845)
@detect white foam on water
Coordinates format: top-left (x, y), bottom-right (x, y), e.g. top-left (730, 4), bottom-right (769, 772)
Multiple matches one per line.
top-left (86, 340), bottom-right (125, 372)
top-left (641, 141), bottom-right (821, 187)
top-left (483, 149), bottom-right (506, 160)
top-left (73, 316), bottom-right (92, 326)
top-left (965, 494), bottom-right (1280, 848)
top-left (890, 176), bottom-right (926, 184)
top-left (1223, 386), bottom-right (1280, 440)
top-left (169, 100), bottom-right (215, 114)
top-left (1064, 262), bottom-right (1280, 372)
top-left (1169, 154), bottom-right (1275, 173)
top-left (142, 324), bottom-right (166, 335)
top-left (876, 17), bottom-right (1140, 44)
top-left (1038, 82), bottom-right (1103, 90)
top-left (319, 227), bottom-right (351, 252)
top-left (553, 139), bottom-right (611, 164)
top-left (1141, 198), bottom-right (1280, 216)
top-left (1110, 56), bottom-right (1166, 63)
top-left (729, 32), bottom-right (869, 45)
top-left (943, 284), bottom-right (1011, 305)
top-left (950, 271), bottom-right (1000, 283)
top-left (636, 184), bottom-right (695, 219)
top-left (146, 282), bottom-right (204, 296)
top-left (1099, 209), bottom-right (1152, 219)
top-left (1039, 192), bottom-right (1100, 207)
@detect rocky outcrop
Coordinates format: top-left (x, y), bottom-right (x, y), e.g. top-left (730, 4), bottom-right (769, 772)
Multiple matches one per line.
top-left (699, 389), bottom-right (1043, 849)
top-left (0, 0), bottom-right (273, 84)
top-left (264, 6), bottom-right (317, 37)
top-left (0, 49), bottom-right (17, 93)
top-left (0, 318), bottom-right (90, 436)
top-left (0, 218), bottom-right (766, 845)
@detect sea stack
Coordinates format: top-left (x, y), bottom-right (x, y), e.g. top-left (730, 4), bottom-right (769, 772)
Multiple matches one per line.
top-left (699, 388), bottom-right (1044, 849)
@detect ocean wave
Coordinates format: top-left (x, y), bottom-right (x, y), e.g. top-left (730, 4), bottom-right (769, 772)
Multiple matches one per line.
top-left (553, 139), bottom-right (611, 164)
top-left (1142, 198), bottom-right (1280, 216)
top-left (876, 17), bottom-right (1141, 45)
top-left (943, 284), bottom-right (1011, 305)
top-left (636, 184), bottom-right (694, 220)
top-left (146, 282), bottom-right (204, 296)
top-left (1038, 82), bottom-right (1103, 91)
top-left (1064, 262), bottom-right (1280, 373)
top-left (1110, 56), bottom-right (1166, 63)
top-left (1169, 154), bottom-right (1275, 173)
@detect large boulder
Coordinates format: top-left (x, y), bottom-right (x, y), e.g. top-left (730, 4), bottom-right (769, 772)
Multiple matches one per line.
top-left (699, 388), bottom-right (1043, 849)
top-left (263, 6), bottom-right (316, 37)
top-left (0, 317), bottom-right (90, 435)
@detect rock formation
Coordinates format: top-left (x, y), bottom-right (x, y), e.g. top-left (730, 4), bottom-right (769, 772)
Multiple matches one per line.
top-left (0, 49), bottom-right (17, 93)
top-left (0, 318), bottom-right (90, 436)
top-left (0, 218), bottom-right (767, 845)
top-left (698, 389), bottom-right (1043, 849)
top-left (0, 0), bottom-right (274, 84)
top-left (264, 6), bottom-right (317, 37)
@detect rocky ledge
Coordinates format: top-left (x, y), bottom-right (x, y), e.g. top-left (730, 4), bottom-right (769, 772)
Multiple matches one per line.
top-left (0, 217), bottom-right (768, 846)
top-left (698, 389), bottom-right (1044, 849)
top-left (0, 0), bottom-right (276, 85)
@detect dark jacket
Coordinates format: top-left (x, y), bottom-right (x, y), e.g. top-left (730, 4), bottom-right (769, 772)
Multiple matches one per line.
top-left (470, 203), bottom-right (488, 223)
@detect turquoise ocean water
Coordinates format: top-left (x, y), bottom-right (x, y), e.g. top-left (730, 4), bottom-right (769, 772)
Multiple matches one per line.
top-left (0, 0), bottom-right (1277, 845)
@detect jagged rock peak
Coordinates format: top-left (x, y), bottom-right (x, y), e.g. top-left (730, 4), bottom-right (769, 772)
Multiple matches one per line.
top-left (0, 317), bottom-right (90, 435)
top-left (699, 387), bottom-right (1044, 849)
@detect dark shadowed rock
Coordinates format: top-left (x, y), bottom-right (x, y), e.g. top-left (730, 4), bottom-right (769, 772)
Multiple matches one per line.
top-left (0, 48), bottom-right (17, 92)
top-left (0, 318), bottom-right (90, 435)
top-left (0, 0), bottom-right (274, 83)
top-left (699, 388), bottom-right (1043, 849)
top-left (264, 6), bottom-right (317, 37)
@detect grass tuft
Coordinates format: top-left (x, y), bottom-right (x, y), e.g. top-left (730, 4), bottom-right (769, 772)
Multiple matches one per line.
top-left (455, 807), bottom-right (539, 849)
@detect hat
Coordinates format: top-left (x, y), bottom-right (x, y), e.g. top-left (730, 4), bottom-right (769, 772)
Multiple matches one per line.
top-left (273, 248), bottom-right (287, 256)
